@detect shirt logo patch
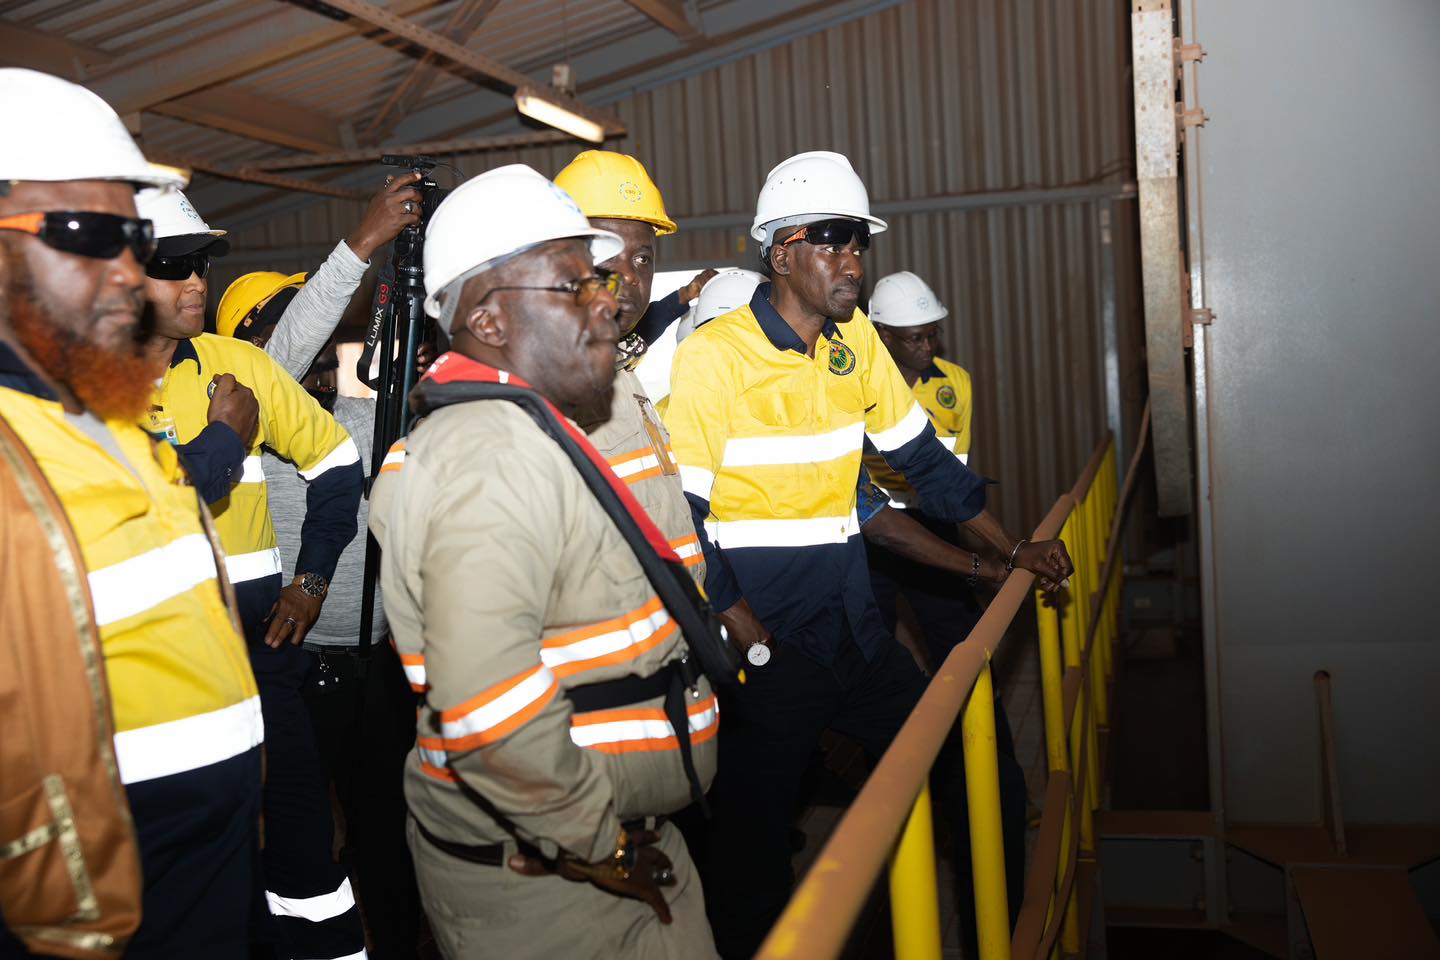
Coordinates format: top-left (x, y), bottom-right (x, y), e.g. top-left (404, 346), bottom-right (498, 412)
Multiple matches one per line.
top-left (828, 341), bottom-right (857, 376)
top-left (936, 384), bottom-right (957, 409)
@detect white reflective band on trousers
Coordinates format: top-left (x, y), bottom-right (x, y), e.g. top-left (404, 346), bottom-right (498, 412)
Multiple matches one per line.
top-left (706, 511), bottom-right (861, 549)
top-left (87, 532), bottom-right (218, 627)
top-left (225, 546), bottom-right (283, 584)
top-left (867, 401), bottom-right (930, 451)
top-left (266, 876), bottom-right (358, 924)
top-left (720, 420), bottom-right (865, 468)
top-left (299, 437), bottom-right (361, 481)
top-left (240, 454), bottom-right (265, 483)
top-left (113, 695), bottom-right (264, 784)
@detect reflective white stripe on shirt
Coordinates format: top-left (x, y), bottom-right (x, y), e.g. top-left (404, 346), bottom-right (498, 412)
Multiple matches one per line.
top-left (569, 697), bottom-right (720, 750)
top-left (87, 533), bottom-right (217, 628)
top-left (540, 603), bottom-right (673, 673)
top-left (610, 452), bottom-right (662, 479)
top-left (400, 655), bottom-right (427, 691)
top-left (440, 665), bottom-right (557, 747)
top-left (225, 546), bottom-right (283, 584)
top-left (239, 455), bottom-right (265, 483)
top-left (679, 465), bottom-right (715, 501)
top-left (113, 695), bottom-right (263, 785)
top-left (957, 451), bottom-right (969, 465)
top-left (706, 511), bottom-right (860, 549)
top-left (266, 876), bottom-right (357, 923)
top-left (299, 437), bottom-right (361, 481)
top-left (868, 401), bottom-right (930, 452)
top-left (721, 421), bottom-right (864, 468)
top-left (672, 539), bottom-right (702, 560)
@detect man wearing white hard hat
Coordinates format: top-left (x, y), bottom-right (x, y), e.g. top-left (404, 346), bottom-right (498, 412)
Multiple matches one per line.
top-left (666, 150), bottom-right (1075, 957)
top-left (135, 183), bottom-right (367, 960)
top-left (0, 68), bottom-right (261, 959)
top-left (368, 164), bottom-right (722, 958)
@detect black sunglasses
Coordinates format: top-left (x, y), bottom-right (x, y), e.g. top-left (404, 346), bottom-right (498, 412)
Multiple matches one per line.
top-left (0, 210), bottom-right (156, 263)
top-left (780, 218), bottom-right (871, 252)
top-left (145, 251), bottom-right (211, 282)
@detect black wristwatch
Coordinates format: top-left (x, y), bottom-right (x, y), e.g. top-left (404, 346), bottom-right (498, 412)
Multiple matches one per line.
top-left (294, 572), bottom-right (328, 598)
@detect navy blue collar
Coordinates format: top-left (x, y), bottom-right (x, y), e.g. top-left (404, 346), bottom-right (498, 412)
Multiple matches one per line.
top-left (917, 360), bottom-right (944, 382)
top-left (169, 337), bottom-right (200, 370)
top-left (750, 282), bottom-right (843, 354)
top-left (0, 340), bottom-right (59, 402)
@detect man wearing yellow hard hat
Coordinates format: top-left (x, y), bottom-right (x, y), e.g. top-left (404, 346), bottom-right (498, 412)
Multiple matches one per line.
top-left (553, 150), bottom-right (713, 581)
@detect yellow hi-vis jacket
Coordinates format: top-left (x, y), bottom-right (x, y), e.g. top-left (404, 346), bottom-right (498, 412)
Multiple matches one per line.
top-left (0, 351), bottom-right (261, 796)
top-left (665, 282), bottom-right (988, 665)
top-left (862, 356), bottom-right (973, 509)
top-left (155, 335), bottom-right (362, 631)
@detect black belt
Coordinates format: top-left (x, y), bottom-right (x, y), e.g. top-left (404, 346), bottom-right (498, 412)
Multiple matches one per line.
top-left (415, 815), bottom-right (666, 867)
top-left (567, 656), bottom-right (709, 816)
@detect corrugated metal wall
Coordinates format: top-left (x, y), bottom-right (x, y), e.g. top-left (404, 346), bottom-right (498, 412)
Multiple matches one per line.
top-left (215, 0), bottom-right (1140, 532)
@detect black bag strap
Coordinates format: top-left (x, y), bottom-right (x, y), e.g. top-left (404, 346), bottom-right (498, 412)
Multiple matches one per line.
top-left (412, 378), bottom-right (742, 690)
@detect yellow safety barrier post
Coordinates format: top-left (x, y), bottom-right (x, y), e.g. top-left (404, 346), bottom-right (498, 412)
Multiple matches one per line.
top-left (962, 661), bottom-right (1012, 960)
top-left (1035, 590), bottom-right (1068, 776)
top-left (888, 785), bottom-right (942, 960)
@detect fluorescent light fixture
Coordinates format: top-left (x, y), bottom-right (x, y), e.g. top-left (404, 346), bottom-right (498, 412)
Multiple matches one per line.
top-left (514, 87), bottom-right (605, 144)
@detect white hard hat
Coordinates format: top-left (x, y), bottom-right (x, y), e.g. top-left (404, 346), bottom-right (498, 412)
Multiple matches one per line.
top-left (0, 69), bottom-right (182, 189)
top-left (423, 164), bottom-right (623, 321)
top-left (135, 184), bottom-right (230, 256)
top-left (676, 268), bottom-right (765, 343)
top-left (749, 151), bottom-right (888, 249)
top-left (869, 271), bottom-right (948, 328)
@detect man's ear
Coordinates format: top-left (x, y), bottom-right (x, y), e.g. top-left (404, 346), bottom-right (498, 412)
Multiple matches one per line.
top-left (462, 302), bottom-right (506, 348)
top-left (768, 241), bottom-right (793, 278)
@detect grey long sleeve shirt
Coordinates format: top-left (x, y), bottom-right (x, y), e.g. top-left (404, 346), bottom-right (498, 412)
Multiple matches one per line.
top-left (265, 240), bottom-right (370, 380)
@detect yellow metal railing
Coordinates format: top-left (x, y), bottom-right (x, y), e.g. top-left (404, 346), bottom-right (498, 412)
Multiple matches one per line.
top-left (757, 402), bottom-right (1151, 960)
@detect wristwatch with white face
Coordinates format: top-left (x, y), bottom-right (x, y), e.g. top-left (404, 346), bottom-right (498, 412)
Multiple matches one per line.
top-left (295, 572), bottom-right (328, 599)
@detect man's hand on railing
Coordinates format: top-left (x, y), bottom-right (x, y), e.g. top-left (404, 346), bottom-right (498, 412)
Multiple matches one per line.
top-left (1012, 539), bottom-right (1074, 594)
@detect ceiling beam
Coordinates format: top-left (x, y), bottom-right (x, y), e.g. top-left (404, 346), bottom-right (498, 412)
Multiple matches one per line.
top-left (245, 128), bottom-right (622, 172)
top-left (85, 0), bottom-right (444, 115)
top-left (154, 90), bottom-right (348, 154)
top-left (317, 0), bottom-right (624, 136)
top-left (620, 0), bottom-right (702, 40)
top-left (363, 0), bottom-right (504, 142)
top-left (0, 19), bottom-right (347, 153)
top-left (146, 150), bottom-right (370, 201)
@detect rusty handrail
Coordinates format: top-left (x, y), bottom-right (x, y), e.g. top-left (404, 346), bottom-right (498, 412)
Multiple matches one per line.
top-left (755, 492), bottom-right (1076, 960)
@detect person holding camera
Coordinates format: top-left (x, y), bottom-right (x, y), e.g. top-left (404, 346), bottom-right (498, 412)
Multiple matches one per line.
top-left (135, 184), bottom-right (366, 960)
top-left (368, 164), bottom-right (720, 959)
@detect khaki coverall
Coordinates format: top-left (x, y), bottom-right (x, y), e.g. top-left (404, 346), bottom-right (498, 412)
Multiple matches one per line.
top-left (579, 367), bottom-right (706, 583)
top-left (370, 397), bottom-right (719, 960)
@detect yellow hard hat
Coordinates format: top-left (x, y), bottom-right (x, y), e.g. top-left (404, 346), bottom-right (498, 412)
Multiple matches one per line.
top-left (553, 150), bottom-right (677, 236)
top-left (217, 271), bottom-right (308, 339)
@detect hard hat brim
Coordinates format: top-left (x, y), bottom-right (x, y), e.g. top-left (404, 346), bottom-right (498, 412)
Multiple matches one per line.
top-left (749, 212), bottom-right (889, 243)
top-left (156, 232), bottom-right (230, 258)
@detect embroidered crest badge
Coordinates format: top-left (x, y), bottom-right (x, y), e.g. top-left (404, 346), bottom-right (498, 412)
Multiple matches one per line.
top-left (828, 340), bottom-right (857, 376)
top-left (936, 384), bottom-right (957, 409)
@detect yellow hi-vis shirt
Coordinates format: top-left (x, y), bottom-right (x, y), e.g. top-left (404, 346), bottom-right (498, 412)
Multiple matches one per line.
top-left (862, 356), bottom-right (973, 508)
top-left (155, 334), bottom-right (360, 597)
top-left (0, 366), bottom-right (260, 788)
top-left (665, 282), bottom-right (987, 664)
